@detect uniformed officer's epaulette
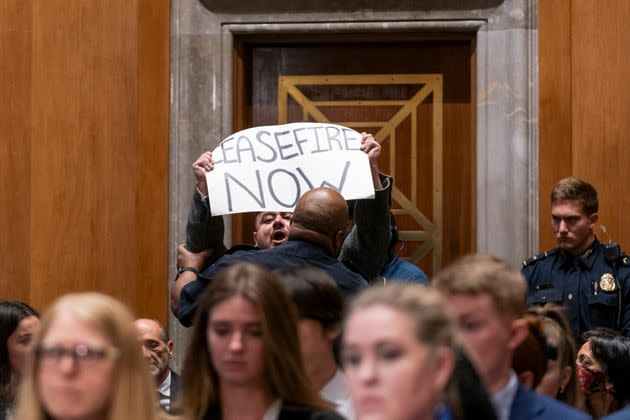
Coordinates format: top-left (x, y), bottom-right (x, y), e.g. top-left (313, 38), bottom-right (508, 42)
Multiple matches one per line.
top-left (522, 248), bottom-right (559, 267)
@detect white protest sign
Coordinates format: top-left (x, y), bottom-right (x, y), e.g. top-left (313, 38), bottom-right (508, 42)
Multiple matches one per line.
top-left (206, 122), bottom-right (375, 216)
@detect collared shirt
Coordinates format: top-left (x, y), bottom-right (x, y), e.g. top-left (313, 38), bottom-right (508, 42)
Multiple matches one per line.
top-left (262, 399), bottom-right (282, 420)
top-left (491, 371), bottom-right (519, 420)
top-left (157, 370), bottom-right (171, 410)
top-left (320, 369), bottom-right (354, 419)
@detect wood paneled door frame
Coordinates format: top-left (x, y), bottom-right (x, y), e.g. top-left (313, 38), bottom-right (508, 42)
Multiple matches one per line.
top-left (231, 34), bottom-right (475, 276)
top-left (169, 4), bottom-right (539, 370)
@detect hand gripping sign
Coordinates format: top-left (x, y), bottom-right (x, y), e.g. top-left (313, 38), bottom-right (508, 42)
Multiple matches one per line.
top-left (206, 122), bottom-right (376, 216)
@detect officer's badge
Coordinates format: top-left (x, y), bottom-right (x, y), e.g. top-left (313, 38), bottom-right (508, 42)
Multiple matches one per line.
top-left (599, 273), bottom-right (617, 293)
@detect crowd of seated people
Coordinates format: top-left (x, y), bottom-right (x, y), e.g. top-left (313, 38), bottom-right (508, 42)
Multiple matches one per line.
top-left (5, 145), bottom-right (630, 420)
top-left (5, 259), bottom-right (630, 419)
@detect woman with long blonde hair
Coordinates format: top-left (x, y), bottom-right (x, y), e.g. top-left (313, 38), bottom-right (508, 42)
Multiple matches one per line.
top-left (181, 262), bottom-right (342, 420)
top-left (14, 292), bottom-right (165, 420)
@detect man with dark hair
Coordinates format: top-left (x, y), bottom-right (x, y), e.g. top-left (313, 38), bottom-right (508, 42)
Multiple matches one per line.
top-left (172, 187), bottom-right (368, 327)
top-left (274, 266), bottom-right (352, 418)
top-left (522, 177), bottom-right (630, 338)
top-left (133, 318), bottom-right (181, 414)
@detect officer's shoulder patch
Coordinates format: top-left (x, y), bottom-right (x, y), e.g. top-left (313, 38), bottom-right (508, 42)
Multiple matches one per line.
top-left (522, 248), bottom-right (558, 267)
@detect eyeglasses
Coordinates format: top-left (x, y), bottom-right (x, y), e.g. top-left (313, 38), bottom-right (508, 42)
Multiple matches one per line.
top-left (37, 344), bottom-right (120, 368)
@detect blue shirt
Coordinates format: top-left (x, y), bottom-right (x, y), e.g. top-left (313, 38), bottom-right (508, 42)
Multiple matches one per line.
top-left (491, 371), bottom-right (519, 420)
top-left (381, 255), bottom-right (430, 285)
top-left (522, 238), bottom-right (630, 338)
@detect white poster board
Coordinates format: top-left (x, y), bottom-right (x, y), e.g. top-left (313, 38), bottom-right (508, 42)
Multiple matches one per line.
top-left (206, 122), bottom-right (375, 216)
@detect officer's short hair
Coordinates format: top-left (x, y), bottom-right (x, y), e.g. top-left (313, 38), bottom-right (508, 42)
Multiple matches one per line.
top-left (274, 266), bottom-right (344, 329)
top-left (433, 253), bottom-right (527, 319)
top-left (551, 177), bottom-right (598, 215)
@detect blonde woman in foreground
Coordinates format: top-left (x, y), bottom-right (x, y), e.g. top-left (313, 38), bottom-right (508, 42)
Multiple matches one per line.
top-left (342, 284), bottom-right (457, 420)
top-left (14, 292), bottom-right (167, 420)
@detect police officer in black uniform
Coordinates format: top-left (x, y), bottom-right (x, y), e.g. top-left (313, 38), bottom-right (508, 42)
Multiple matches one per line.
top-left (522, 177), bottom-right (630, 338)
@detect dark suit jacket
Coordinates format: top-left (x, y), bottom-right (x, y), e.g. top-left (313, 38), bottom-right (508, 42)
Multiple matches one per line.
top-left (202, 403), bottom-right (344, 420)
top-left (278, 405), bottom-right (345, 420)
top-left (509, 384), bottom-right (591, 420)
top-left (161, 369), bottom-right (182, 415)
top-left (170, 369), bottom-right (181, 402)
top-left (178, 240), bottom-right (368, 326)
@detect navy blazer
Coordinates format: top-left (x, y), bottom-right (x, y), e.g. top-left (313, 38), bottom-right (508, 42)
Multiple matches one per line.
top-left (522, 238), bottom-right (630, 338)
top-left (509, 384), bottom-right (591, 420)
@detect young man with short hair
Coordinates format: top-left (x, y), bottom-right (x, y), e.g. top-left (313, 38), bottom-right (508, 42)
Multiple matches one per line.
top-left (522, 177), bottom-right (630, 337)
top-left (433, 253), bottom-right (590, 420)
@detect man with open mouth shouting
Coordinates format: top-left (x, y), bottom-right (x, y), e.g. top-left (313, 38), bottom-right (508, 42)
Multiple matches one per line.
top-left (171, 132), bottom-right (393, 326)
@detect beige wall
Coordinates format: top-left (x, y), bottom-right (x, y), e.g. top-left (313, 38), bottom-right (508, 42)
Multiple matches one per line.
top-left (0, 0), bottom-right (170, 322)
top-left (539, 0), bottom-right (630, 252)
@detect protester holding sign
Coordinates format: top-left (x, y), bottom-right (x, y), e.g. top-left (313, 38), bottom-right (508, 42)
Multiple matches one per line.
top-left (204, 123), bottom-right (377, 215)
top-left (174, 126), bottom-right (392, 301)
top-left (173, 187), bottom-right (369, 327)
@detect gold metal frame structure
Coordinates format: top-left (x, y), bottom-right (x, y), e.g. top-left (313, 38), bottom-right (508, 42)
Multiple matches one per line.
top-left (277, 74), bottom-right (443, 272)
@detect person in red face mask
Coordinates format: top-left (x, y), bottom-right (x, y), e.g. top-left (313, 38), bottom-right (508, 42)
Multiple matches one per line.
top-left (576, 328), bottom-right (630, 418)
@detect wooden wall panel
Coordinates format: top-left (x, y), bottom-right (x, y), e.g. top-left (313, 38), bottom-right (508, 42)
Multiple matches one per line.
top-left (136, 0), bottom-right (170, 319)
top-left (0, 1), bottom-right (169, 322)
top-left (30, 1), bottom-right (138, 304)
top-left (571, 1), bottom-right (630, 246)
top-left (538, 0), bottom-right (572, 251)
top-left (0, 1), bottom-right (32, 302)
top-left (539, 0), bottom-right (630, 252)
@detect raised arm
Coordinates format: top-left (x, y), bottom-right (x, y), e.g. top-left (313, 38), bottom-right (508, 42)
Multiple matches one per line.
top-left (339, 133), bottom-right (392, 282)
top-left (185, 151), bottom-right (227, 257)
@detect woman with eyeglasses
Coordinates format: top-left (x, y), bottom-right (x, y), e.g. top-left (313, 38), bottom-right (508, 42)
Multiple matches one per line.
top-left (181, 262), bottom-right (343, 420)
top-left (0, 301), bottom-right (39, 420)
top-left (14, 293), bottom-right (166, 420)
